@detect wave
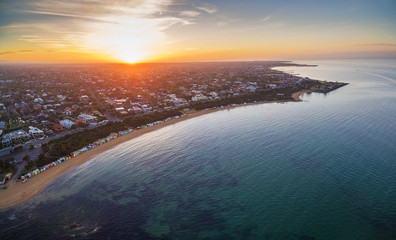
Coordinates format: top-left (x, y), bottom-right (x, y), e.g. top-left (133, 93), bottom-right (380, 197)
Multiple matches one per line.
top-left (360, 70), bottom-right (396, 84)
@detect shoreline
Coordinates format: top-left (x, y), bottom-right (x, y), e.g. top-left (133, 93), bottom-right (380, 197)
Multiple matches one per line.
top-left (0, 100), bottom-right (283, 210)
top-left (291, 90), bottom-right (310, 101)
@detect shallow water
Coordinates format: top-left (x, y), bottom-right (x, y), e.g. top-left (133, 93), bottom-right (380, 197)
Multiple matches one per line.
top-left (1, 59), bottom-right (396, 240)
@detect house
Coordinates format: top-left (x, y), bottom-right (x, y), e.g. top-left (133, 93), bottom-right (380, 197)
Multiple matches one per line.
top-left (79, 95), bottom-right (89, 101)
top-left (128, 106), bottom-right (143, 114)
top-left (64, 107), bottom-right (73, 116)
top-left (209, 92), bottom-right (218, 98)
top-left (9, 117), bottom-right (24, 125)
top-left (91, 109), bottom-right (103, 117)
top-left (57, 95), bottom-right (66, 101)
top-left (34, 98), bottom-right (44, 104)
top-left (191, 94), bottom-right (208, 102)
top-left (53, 124), bottom-right (65, 132)
top-left (1, 129), bottom-right (31, 147)
top-left (59, 119), bottom-right (75, 129)
top-left (141, 104), bottom-right (152, 112)
top-left (36, 113), bottom-right (49, 121)
top-left (247, 86), bottom-right (257, 92)
top-left (266, 84), bottom-right (277, 89)
top-left (0, 103), bottom-right (6, 111)
top-left (28, 126), bottom-right (45, 139)
top-left (74, 119), bottom-right (86, 124)
top-left (14, 101), bottom-right (27, 109)
top-left (77, 114), bottom-right (97, 123)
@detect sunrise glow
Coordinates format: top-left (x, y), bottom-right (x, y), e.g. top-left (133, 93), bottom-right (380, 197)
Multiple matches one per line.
top-left (0, 0), bottom-right (395, 63)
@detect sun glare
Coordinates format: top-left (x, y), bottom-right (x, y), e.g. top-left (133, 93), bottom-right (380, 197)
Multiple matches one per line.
top-left (116, 51), bottom-right (145, 63)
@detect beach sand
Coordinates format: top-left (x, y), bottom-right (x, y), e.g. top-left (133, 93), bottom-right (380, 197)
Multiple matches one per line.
top-left (0, 99), bottom-right (292, 210)
top-left (292, 90), bottom-right (310, 101)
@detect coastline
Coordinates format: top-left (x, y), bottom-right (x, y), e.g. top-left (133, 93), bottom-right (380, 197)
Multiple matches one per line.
top-left (291, 90), bottom-right (310, 102)
top-left (0, 100), bottom-right (282, 210)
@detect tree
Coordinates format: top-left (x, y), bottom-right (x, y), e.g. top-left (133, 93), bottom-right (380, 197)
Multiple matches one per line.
top-left (12, 145), bottom-right (23, 152)
top-left (23, 154), bottom-right (30, 162)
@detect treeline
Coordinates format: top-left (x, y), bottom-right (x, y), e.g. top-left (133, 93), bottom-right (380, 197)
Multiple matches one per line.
top-left (190, 88), bottom-right (296, 110)
top-left (33, 109), bottom-right (182, 170)
top-left (28, 86), bottom-right (311, 171)
top-left (0, 158), bottom-right (16, 174)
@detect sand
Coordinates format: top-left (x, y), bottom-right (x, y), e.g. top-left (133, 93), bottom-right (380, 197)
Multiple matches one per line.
top-left (292, 90), bottom-right (310, 101)
top-left (0, 99), bottom-right (294, 210)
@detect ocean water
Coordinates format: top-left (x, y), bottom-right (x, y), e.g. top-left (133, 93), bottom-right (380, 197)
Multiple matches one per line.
top-left (1, 59), bottom-right (396, 240)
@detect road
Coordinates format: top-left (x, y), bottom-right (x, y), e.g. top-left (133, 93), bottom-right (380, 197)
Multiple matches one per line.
top-left (83, 83), bottom-right (122, 122)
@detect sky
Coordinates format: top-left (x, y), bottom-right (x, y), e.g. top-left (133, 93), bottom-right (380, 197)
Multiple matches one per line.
top-left (1, 0), bottom-right (396, 63)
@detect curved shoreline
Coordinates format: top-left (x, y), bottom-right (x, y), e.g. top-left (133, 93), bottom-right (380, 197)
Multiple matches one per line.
top-left (1, 100), bottom-right (286, 210)
top-left (291, 90), bottom-right (310, 101)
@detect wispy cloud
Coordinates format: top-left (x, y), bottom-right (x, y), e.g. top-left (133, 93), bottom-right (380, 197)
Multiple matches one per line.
top-left (353, 42), bottom-right (396, 47)
top-left (179, 11), bottom-right (201, 17)
top-left (260, 15), bottom-right (271, 22)
top-left (0, 50), bottom-right (35, 55)
top-left (193, 1), bottom-right (217, 14)
top-left (7, 0), bottom-right (199, 62)
top-left (217, 21), bottom-right (228, 27)
top-left (0, 51), bottom-right (16, 55)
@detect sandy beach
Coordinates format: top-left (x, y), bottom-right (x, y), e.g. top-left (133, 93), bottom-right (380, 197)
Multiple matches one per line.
top-left (292, 90), bottom-right (310, 102)
top-left (0, 98), bottom-right (298, 210)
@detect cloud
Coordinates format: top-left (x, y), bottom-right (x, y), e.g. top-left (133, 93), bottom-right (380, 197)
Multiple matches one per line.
top-left (353, 43), bottom-right (396, 47)
top-left (7, 0), bottom-right (198, 62)
top-left (0, 50), bottom-right (34, 55)
top-left (260, 15), bottom-right (271, 22)
top-left (217, 21), bottom-right (228, 27)
top-left (0, 51), bottom-right (16, 55)
top-left (179, 11), bottom-right (201, 17)
top-left (193, 1), bottom-right (217, 14)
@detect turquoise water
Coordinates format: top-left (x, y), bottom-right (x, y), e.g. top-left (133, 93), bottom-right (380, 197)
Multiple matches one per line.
top-left (1, 59), bottom-right (396, 240)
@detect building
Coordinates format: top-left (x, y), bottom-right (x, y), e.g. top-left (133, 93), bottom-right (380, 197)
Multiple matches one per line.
top-left (53, 124), bottom-right (65, 132)
top-left (78, 114), bottom-right (97, 123)
top-left (14, 101), bottom-right (27, 109)
top-left (59, 119), bottom-right (75, 129)
top-left (9, 117), bottom-right (24, 125)
top-left (266, 84), bottom-right (277, 89)
top-left (0, 121), bottom-right (5, 129)
top-left (34, 98), bottom-right (44, 104)
top-left (1, 129), bottom-right (31, 147)
top-left (79, 95), bottom-right (89, 101)
top-left (191, 94), bottom-right (209, 102)
top-left (0, 103), bottom-right (6, 111)
top-left (28, 126), bottom-right (45, 139)
top-left (64, 107), bottom-right (73, 116)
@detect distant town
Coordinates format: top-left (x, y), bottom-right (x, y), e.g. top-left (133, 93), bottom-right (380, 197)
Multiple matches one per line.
top-left (0, 61), bottom-right (347, 186)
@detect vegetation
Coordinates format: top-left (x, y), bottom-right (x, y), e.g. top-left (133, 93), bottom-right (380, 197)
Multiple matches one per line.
top-left (12, 145), bottom-right (23, 153)
top-left (0, 158), bottom-right (16, 174)
top-left (29, 109), bottom-right (182, 171)
top-left (190, 89), bottom-right (295, 110)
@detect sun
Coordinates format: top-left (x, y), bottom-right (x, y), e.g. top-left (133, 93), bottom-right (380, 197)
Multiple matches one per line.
top-left (115, 49), bottom-right (147, 63)
top-left (118, 54), bottom-right (143, 63)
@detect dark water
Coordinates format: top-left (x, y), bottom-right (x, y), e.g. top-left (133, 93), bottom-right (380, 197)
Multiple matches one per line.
top-left (1, 59), bottom-right (396, 240)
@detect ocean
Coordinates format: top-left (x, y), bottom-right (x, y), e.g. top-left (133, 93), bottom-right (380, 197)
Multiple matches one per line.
top-left (1, 59), bottom-right (396, 240)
